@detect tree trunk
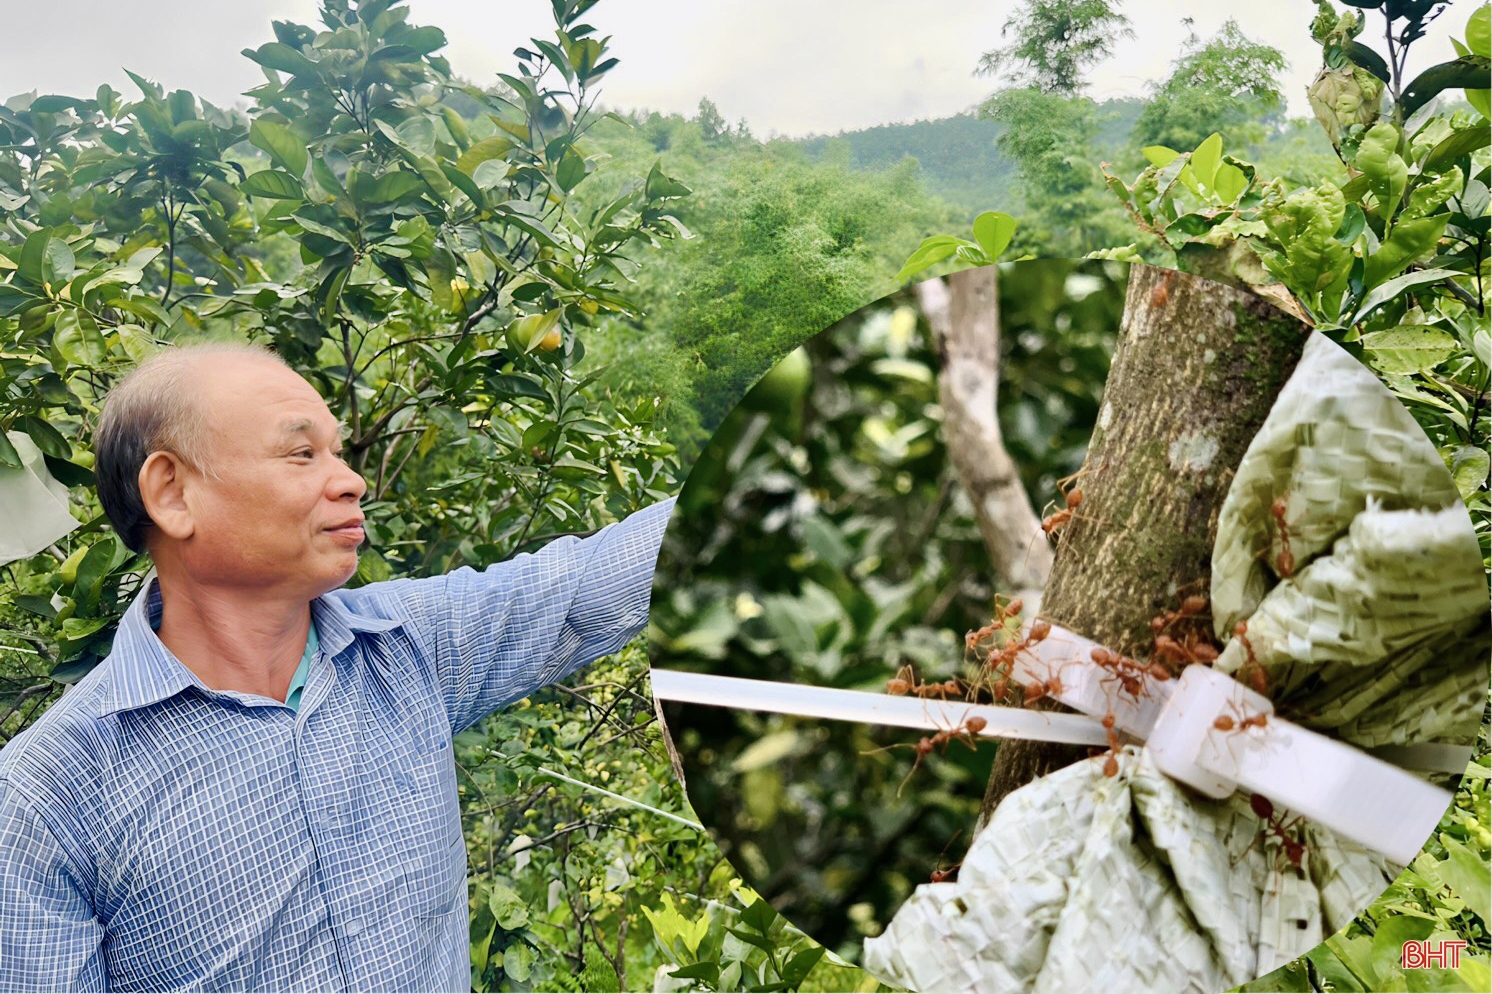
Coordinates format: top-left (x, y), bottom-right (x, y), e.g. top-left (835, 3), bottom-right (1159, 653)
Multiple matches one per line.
top-left (978, 265), bottom-right (1311, 823)
top-left (920, 267), bottom-right (1052, 596)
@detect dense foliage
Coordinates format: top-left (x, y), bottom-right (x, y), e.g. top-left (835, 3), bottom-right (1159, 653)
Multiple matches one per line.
top-left (2, 0), bottom-right (1487, 990)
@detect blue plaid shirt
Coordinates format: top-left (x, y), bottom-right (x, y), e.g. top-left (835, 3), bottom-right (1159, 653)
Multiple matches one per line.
top-left (0, 499), bottom-right (672, 992)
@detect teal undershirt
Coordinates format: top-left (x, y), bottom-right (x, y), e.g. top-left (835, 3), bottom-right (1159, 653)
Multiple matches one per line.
top-left (284, 621), bottom-right (318, 713)
top-left (150, 613), bottom-right (318, 712)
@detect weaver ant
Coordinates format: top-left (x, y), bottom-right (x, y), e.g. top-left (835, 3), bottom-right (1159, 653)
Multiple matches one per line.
top-left (1149, 268), bottom-right (1179, 309)
top-left (1089, 647), bottom-right (1158, 704)
top-left (966, 603), bottom-right (1052, 702)
top-left (1147, 590), bottom-right (1222, 674)
top-left (1042, 487), bottom-right (1083, 538)
top-left (1212, 698), bottom-right (1271, 768)
top-left (1243, 793), bottom-right (1307, 873)
top-left (1232, 620), bottom-right (1269, 695)
top-left (1213, 705), bottom-right (1269, 735)
top-left (1269, 495), bottom-right (1295, 579)
top-left (1020, 657), bottom-right (1074, 706)
top-left (1098, 712), bottom-right (1125, 778)
top-left (929, 830), bottom-right (965, 883)
top-left (866, 713), bottom-right (989, 796)
top-left (886, 664), bottom-right (961, 700)
top-left (1150, 594), bottom-right (1210, 636)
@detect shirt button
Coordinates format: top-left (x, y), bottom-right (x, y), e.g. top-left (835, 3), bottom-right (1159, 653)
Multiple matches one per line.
top-left (345, 917), bottom-right (365, 936)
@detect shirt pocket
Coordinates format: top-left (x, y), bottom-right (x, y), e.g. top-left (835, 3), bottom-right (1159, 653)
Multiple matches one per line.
top-left (406, 829), bottom-right (467, 920)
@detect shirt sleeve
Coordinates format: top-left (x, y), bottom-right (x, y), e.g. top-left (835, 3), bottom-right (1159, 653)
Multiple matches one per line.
top-left (365, 497), bottom-right (674, 733)
top-left (0, 779), bottom-right (107, 992)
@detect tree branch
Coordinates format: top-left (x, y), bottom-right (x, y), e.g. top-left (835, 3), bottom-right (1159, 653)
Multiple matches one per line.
top-left (919, 267), bottom-right (1052, 597)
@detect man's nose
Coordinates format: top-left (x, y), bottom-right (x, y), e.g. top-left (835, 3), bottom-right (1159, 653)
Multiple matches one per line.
top-left (331, 458), bottom-right (368, 501)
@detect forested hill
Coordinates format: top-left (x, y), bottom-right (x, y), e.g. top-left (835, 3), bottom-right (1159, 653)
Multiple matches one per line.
top-left (791, 99), bottom-right (1145, 213)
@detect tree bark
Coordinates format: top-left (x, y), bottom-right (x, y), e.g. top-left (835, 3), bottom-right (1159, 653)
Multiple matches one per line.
top-left (978, 265), bottom-right (1311, 823)
top-left (919, 268), bottom-right (1052, 596)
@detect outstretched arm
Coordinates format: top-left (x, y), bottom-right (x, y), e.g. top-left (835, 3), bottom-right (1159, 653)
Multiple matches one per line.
top-left (339, 498), bottom-right (675, 733)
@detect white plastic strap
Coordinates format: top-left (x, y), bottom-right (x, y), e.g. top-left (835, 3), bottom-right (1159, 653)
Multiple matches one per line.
top-left (649, 670), bottom-right (1112, 747)
top-left (653, 617), bottom-right (1460, 865)
top-left (1012, 623), bottom-right (1457, 865)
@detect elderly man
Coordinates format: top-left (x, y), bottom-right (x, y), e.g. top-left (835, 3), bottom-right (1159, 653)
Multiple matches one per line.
top-left (0, 343), bottom-right (674, 992)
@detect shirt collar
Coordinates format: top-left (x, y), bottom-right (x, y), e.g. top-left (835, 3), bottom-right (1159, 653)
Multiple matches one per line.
top-left (98, 575), bottom-right (406, 718)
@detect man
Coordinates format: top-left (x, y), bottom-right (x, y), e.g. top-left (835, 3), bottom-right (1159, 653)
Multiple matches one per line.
top-left (0, 343), bottom-right (674, 991)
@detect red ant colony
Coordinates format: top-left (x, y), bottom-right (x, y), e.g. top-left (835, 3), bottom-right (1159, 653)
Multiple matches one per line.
top-left (867, 485), bottom-right (1307, 867)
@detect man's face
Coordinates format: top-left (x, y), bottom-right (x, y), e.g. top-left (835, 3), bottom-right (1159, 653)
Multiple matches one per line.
top-left (175, 356), bottom-right (368, 599)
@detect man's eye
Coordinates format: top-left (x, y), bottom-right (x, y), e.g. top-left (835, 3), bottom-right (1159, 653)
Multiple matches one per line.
top-left (294, 449), bottom-right (314, 458)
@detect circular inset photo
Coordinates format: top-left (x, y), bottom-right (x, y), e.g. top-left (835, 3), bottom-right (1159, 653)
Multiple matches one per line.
top-left (647, 261), bottom-right (1487, 994)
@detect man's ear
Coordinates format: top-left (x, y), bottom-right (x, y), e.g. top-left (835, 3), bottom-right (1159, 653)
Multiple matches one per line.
top-left (138, 452), bottom-right (195, 542)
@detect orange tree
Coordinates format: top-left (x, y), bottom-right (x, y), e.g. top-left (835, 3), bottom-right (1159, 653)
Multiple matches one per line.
top-left (0, 2), bottom-right (756, 991)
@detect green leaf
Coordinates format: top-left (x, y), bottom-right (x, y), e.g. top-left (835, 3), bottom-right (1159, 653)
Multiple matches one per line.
top-left (1349, 267), bottom-right (1459, 324)
top-left (240, 169), bottom-right (305, 200)
top-left (111, 295), bottom-right (171, 326)
top-left (318, 266), bottom-right (350, 326)
top-left (1356, 123), bottom-right (1408, 222)
top-left (42, 238), bottom-right (74, 286)
top-left (1468, 4), bottom-right (1491, 57)
top-left (14, 594), bottom-right (56, 618)
top-left (455, 135), bottom-right (515, 176)
top-left (293, 214), bottom-right (353, 246)
top-left (556, 148), bottom-right (586, 192)
top-left (395, 115), bottom-right (435, 157)
top-left (487, 881), bottom-right (529, 929)
top-left (367, 171), bottom-right (425, 203)
top-left (51, 648), bottom-right (102, 681)
top-left (115, 324), bottom-right (155, 363)
top-left (1212, 162), bottom-right (1248, 203)
top-left (668, 961), bottom-right (720, 983)
top-left (489, 374), bottom-right (548, 400)
top-left (741, 897), bottom-right (777, 935)
top-left (43, 455), bottom-right (93, 488)
top-left (645, 162), bottom-right (691, 200)
top-left (1259, 184), bottom-right (1352, 319)
top-left (725, 927), bottom-right (776, 954)
top-left (1449, 447), bottom-right (1491, 501)
top-left (1142, 145), bottom-right (1181, 168)
top-left (1360, 325), bottom-right (1459, 374)
top-left (1403, 166), bottom-right (1462, 221)
top-left (71, 535), bottom-right (119, 614)
top-left (970, 211), bottom-right (1016, 263)
top-left (0, 431), bottom-right (20, 468)
top-left (1344, 41), bottom-right (1392, 83)
top-left (781, 947), bottom-right (825, 987)
top-left (1400, 56), bottom-right (1492, 121)
top-left (18, 415), bottom-right (69, 459)
top-left (249, 119), bottom-right (307, 177)
top-left (242, 42), bottom-right (319, 77)
top-left (1191, 133), bottom-right (1223, 189)
top-left (53, 309), bottom-right (108, 365)
top-left (1364, 215), bottom-right (1447, 287)
top-left (428, 405), bottom-right (468, 440)
top-left (896, 235), bottom-right (968, 282)
top-left (395, 25), bottom-right (447, 55)
top-left (18, 230), bottom-right (50, 285)
top-left (503, 942), bottom-right (532, 983)
top-left (1420, 127), bottom-right (1490, 172)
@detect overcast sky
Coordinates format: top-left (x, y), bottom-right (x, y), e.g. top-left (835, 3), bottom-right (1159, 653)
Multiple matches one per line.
top-left (0, 1), bottom-right (1470, 137)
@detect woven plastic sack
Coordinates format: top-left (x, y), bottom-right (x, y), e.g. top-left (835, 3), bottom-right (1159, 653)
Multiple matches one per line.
top-left (864, 333), bottom-right (1486, 993)
top-left (0, 430), bottom-right (79, 566)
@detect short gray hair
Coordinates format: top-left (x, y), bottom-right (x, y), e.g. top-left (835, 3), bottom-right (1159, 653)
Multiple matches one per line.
top-left (95, 342), bottom-right (289, 552)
